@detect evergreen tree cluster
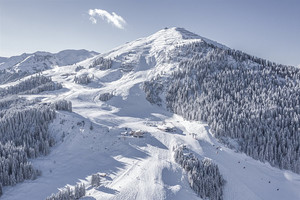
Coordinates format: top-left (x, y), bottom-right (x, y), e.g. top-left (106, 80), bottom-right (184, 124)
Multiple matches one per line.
top-left (89, 57), bottom-right (112, 70)
top-left (51, 100), bottom-right (72, 112)
top-left (0, 74), bottom-right (71, 195)
top-left (0, 97), bottom-right (73, 195)
top-left (144, 41), bottom-right (300, 173)
top-left (91, 173), bottom-right (101, 187)
top-left (0, 105), bottom-right (56, 157)
top-left (74, 74), bottom-right (94, 85)
top-left (46, 183), bottom-right (86, 200)
top-left (74, 65), bottom-right (85, 72)
top-left (174, 145), bottom-right (225, 200)
top-left (0, 70), bottom-right (28, 85)
top-left (143, 79), bottom-right (163, 106)
top-left (98, 92), bottom-right (114, 101)
top-left (0, 74), bottom-right (62, 96)
top-left (0, 103), bottom-right (57, 194)
top-left (0, 96), bottom-right (26, 111)
top-left (120, 63), bottom-right (134, 72)
top-left (0, 141), bottom-right (41, 187)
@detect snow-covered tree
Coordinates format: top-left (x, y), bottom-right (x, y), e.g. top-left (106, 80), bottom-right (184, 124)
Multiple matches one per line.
top-left (145, 41), bottom-right (300, 174)
top-left (174, 145), bottom-right (225, 200)
top-left (46, 183), bottom-right (85, 200)
top-left (98, 92), bottom-right (114, 101)
top-left (91, 174), bottom-right (101, 187)
top-left (51, 100), bottom-right (72, 112)
top-left (0, 97), bottom-right (72, 193)
top-left (0, 74), bottom-right (62, 96)
top-left (74, 74), bottom-right (94, 85)
top-left (74, 65), bottom-right (85, 72)
top-left (0, 183), bottom-right (3, 197)
top-left (89, 57), bottom-right (112, 70)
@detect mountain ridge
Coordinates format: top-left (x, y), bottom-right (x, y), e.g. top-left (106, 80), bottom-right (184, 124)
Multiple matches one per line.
top-left (0, 49), bottom-right (99, 70)
top-left (0, 49), bottom-right (99, 84)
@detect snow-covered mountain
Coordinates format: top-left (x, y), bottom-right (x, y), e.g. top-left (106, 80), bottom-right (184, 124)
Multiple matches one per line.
top-left (1, 27), bottom-right (300, 200)
top-left (0, 49), bottom-right (98, 84)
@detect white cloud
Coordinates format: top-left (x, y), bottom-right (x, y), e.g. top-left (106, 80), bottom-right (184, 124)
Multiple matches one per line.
top-left (88, 9), bottom-right (126, 29)
top-left (89, 16), bottom-right (97, 24)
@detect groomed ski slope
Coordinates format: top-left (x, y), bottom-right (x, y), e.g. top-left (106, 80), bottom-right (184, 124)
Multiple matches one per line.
top-left (2, 27), bottom-right (300, 200)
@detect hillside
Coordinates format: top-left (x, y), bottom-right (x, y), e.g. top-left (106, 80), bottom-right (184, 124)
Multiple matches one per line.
top-left (1, 27), bottom-right (300, 200)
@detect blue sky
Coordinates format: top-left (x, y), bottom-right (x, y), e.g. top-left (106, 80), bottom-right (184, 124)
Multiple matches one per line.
top-left (0, 0), bottom-right (299, 66)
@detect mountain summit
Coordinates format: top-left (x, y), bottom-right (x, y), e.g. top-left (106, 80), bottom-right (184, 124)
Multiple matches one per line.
top-left (104, 27), bottom-right (226, 60)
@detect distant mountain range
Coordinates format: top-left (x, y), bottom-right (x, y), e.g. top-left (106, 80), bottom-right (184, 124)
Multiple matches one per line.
top-left (0, 49), bottom-right (98, 84)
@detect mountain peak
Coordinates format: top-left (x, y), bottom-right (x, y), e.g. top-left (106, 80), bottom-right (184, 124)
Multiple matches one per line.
top-left (105, 27), bottom-right (227, 60)
top-left (151, 27), bottom-right (200, 40)
top-left (151, 27), bottom-right (227, 48)
top-left (156, 27), bottom-right (201, 40)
